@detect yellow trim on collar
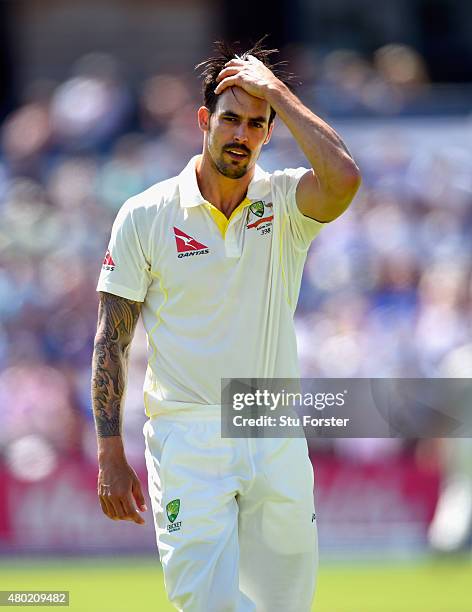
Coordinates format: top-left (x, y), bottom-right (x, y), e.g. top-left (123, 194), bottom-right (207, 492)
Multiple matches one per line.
top-left (205, 198), bottom-right (252, 237)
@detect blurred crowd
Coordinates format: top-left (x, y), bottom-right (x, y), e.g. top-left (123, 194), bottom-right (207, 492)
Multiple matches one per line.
top-left (0, 43), bottom-right (471, 493)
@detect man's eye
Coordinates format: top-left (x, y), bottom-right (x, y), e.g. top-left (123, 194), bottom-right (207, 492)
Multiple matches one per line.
top-left (224, 116), bottom-right (236, 122)
top-left (252, 122), bottom-right (263, 128)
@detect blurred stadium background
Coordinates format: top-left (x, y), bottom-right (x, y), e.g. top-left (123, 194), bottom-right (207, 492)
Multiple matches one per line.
top-left (1, 1), bottom-right (472, 610)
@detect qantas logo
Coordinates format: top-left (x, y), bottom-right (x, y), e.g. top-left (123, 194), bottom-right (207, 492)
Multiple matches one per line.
top-left (102, 249), bottom-right (116, 271)
top-left (174, 227), bottom-right (209, 258)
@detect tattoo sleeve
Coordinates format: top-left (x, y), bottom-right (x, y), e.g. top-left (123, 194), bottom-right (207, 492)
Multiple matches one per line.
top-left (91, 292), bottom-right (142, 437)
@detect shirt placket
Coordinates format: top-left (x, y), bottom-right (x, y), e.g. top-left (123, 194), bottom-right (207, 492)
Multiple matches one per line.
top-left (224, 208), bottom-right (248, 258)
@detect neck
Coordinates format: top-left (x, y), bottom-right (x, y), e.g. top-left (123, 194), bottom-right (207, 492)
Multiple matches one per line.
top-left (196, 151), bottom-right (254, 219)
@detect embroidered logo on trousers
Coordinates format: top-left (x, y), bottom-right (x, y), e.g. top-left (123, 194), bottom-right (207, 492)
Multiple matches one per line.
top-left (166, 499), bottom-right (182, 532)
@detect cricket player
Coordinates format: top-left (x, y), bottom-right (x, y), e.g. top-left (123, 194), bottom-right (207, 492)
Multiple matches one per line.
top-left (91, 40), bottom-right (360, 611)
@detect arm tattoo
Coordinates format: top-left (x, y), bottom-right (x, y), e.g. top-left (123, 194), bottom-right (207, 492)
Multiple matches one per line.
top-left (91, 292), bottom-right (142, 437)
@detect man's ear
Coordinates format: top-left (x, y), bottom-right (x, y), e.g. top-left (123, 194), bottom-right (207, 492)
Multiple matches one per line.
top-left (197, 106), bottom-right (211, 132)
top-left (264, 120), bottom-right (275, 145)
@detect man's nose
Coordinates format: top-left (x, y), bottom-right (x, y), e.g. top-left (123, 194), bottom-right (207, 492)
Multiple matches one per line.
top-left (233, 123), bottom-right (248, 143)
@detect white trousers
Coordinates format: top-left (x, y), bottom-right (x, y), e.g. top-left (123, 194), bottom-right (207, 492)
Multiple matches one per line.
top-left (144, 414), bottom-right (318, 612)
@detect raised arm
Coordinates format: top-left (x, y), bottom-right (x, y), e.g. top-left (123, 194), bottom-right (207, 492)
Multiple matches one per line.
top-left (215, 55), bottom-right (361, 222)
top-left (91, 291), bottom-right (147, 525)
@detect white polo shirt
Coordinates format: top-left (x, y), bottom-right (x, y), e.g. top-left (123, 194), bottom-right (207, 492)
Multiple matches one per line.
top-left (97, 155), bottom-right (323, 417)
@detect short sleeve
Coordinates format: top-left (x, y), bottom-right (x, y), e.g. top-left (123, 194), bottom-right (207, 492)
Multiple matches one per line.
top-left (272, 167), bottom-right (324, 251)
top-left (96, 200), bottom-right (152, 302)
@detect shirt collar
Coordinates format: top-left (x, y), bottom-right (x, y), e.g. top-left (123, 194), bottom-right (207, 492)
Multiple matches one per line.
top-left (178, 155), bottom-right (270, 208)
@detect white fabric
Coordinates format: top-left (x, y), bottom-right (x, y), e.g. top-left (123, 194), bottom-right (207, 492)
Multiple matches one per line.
top-left (144, 414), bottom-right (318, 612)
top-left (97, 157), bottom-right (323, 610)
top-left (96, 156), bottom-right (323, 417)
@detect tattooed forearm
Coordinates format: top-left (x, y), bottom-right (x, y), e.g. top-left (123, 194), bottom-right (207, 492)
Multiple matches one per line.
top-left (91, 292), bottom-right (142, 438)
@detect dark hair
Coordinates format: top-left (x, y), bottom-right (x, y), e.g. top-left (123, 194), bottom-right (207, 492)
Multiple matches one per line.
top-left (195, 38), bottom-right (296, 126)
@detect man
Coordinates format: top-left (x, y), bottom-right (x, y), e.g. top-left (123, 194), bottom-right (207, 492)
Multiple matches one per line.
top-left (92, 40), bottom-right (360, 611)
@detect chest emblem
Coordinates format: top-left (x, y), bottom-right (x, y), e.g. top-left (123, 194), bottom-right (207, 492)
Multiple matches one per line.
top-left (246, 201), bottom-right (274, 231)
top-left (174, 226), bottom-right (210, 259)
top-left (249, 200), bottom-right (265, 217)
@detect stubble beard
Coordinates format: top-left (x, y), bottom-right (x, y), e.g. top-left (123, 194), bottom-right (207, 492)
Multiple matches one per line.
top-left (207, 139), bottom-right (251, 179)
top-left (213, 154), bottom-right (250, 179)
